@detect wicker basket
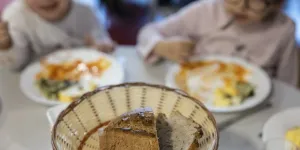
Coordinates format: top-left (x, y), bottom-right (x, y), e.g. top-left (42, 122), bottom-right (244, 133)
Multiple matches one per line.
top-left (52, 83), bottom-right (219, 150)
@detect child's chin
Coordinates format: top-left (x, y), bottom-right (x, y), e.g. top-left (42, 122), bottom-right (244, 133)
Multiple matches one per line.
top-left (40, 13), bottom-right (68, 22)
top-left (235, 17), bottom-right (260, 25)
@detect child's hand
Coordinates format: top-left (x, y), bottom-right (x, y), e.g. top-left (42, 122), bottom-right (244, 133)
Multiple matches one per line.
top-left (92, 41), bottom-right (115, 53)
top-left (153, 38), bottom-right (195, 63)
top-left (0, 21), bottom-right (12, 50)
top-left (85, 35), bottom-right (116, 53)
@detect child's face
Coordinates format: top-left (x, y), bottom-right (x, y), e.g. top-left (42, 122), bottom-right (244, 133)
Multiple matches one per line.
top-left (224, 0), bottom-right (283, 24)
top-left (25, 0), bottom-right (71, 22)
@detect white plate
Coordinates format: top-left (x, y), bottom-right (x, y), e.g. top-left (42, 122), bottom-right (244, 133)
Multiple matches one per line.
top-left (20, 48), bottom-right (125, 106)
top-left (262, 107), bottom-right (300, 142)
top-left (166, 55), bottom-right (271, 113)
top-left (46, 104), bottom-right (69, 127)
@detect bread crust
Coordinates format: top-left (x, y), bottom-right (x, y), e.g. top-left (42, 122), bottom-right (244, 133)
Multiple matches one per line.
top-left (99, 108), bottom-right (159, 150)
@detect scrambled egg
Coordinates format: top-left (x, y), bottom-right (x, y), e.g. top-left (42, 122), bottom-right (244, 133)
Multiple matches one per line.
top-left (36, 57), bottom-right (110, 102)
top-left (176, 60), bottom-right (254, 107)
top-left (286, 127), bottom-right (300, 148)
top-left (223, 84), bottom-right (238, 96)
top-left (214, 87), bottom-right (235, 107)
top-left (213, 81), bottom-right (252, 107)
top-left (58, 77), bottom-right (97, 102)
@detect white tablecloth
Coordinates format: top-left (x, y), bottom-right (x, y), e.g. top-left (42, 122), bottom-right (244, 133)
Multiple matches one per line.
top-left (0, 46), bottom-right (300, 150)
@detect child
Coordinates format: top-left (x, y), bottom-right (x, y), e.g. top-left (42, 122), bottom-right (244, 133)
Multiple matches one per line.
top-left (137, 0), bottom-right (299, 86)
top-left (0, 0), bottom-right (115, 70)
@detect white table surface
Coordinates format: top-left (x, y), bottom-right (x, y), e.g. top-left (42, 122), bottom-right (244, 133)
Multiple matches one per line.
top-left (0, 46), bottom-right (300, 150)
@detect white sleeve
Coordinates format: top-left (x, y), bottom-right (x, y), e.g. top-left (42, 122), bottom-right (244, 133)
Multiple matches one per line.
top-left (136, 24), bottom-right (163, 63)
top-left (0, 28), bottom-right (30, 71)
top-left (0, 9), bottom-right (30, 71)
top-left (85, 6), bottom-right (112, 43)
top-left (136, 1), bottom-right (203, 63)
top-left (276, 25), bottom-right (299, 86)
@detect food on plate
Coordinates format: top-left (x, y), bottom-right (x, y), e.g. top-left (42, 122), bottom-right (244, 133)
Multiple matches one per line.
top-left (156, 112), bottom-right (203, 150)
top-left (214, 81), bottom-right (255, 107)
top-left (99, 107), bottom-right (160, 150)
top-left (286, 127), bottom-right (300, 149)
top-left (36, 58), bottom-right (111, 101)
top-left (175, 60), bottom-right (255, 107)
top-left (36, 58), bottom-right (111, 81)
top-left (58, 81), bottom-right (97, 102)
top-left (36, 78), bottom-right (77, 100)
top-left (99, 107), bottom-right (204, 150)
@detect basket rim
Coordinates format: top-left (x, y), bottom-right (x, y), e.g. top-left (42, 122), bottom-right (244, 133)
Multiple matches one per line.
top-left (51, 82), bottom-right (219, 150)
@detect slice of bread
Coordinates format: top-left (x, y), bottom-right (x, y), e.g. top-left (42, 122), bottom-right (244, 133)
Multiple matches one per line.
top-left (156, 111), bottom-right (203, 150)
top-left (99, 107), bottom-right (160, 150)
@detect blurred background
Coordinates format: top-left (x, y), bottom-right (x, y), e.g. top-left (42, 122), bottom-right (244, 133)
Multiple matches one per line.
top-left (1, 0), bottom-right (299, 45)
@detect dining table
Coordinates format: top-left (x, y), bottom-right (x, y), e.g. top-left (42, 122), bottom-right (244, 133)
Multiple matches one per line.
top-left (0, 46), bottom-right (300, 150)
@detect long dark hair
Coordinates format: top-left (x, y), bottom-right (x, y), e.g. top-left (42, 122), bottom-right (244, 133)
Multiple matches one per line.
top-left (101, 0), bottom-right (137, 18)
top-left (268, 0), bottom-right (285, 5)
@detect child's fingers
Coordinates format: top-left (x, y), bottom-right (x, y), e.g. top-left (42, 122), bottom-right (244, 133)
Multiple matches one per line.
top-left (179, 53), bottom-right (190, 60)
top-left (93, 44), bottom-right (112, 53)
top-left (0, 21), bottom-right (12, 50)
top-left (0, 35), bottom-right (9, 42)
top-left (102, 45), bottom-right (115, 53)
top-left (0, 22), bottom-right (8, 30)
top-left (99, 42), bottom-right (116, 53)
top-left (0, 56), bottom-right (13, 66)
top-left (0, 33), bottom-right (10, 43)
top-left (179, 44), bottom-right (194, 56)
top-left (176, 56), bottom-right (189, 64)
top-left (0, 29), bottom-right (9, 36)
top-left (84, 34), bottom-right (96, 46)
top-left (179, 52), bottom-right (191, 59)
top-left (179, 40), bottom-right (195, 47)
top-left (170, 52), bottom-right (188, 64)
top-left (0, 28), bottom-right (10, 39)
top-left (183, 42), bottom-right (195, 51)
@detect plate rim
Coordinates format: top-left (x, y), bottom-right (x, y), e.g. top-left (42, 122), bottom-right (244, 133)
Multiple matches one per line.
top-left (262, 107), bottom-right (300, 142)
top-left (51, 82), bottom-right (219, 150)
top-left (46, 104), bottom-right (69, 127)
top-left (165, 55), bottom-right (272, 113)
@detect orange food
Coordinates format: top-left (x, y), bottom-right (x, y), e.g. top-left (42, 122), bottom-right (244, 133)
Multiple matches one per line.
top-left (36, 58), bottom-right (111, 81)
top-left (175, 61), bottom-right (249, 91)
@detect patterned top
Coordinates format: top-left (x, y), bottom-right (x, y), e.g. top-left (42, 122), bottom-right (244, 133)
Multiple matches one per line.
top-left (137, 0), bottom-right (299, 86)
top-left (0, 0), bottom-right (111, 70)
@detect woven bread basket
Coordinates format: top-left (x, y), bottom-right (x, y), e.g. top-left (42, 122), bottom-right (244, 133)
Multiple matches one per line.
top-left (51, 83), bottom-right (219, 150)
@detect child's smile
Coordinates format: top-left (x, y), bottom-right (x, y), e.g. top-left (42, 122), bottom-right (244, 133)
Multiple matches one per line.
top-left (224, 0), bottom-right (283, 24)
top-left (39, 2), bottom-right (59, 12)
top-left (26, 0), bottom-right (71, 22)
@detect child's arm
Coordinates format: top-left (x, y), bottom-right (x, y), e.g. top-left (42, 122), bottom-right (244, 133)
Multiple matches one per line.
top-left (276, 26), bottom-right (299, 86)
top-left (0, 24), bottom-right (30, 71)
top-left (0, 10), bottom-right (30, 71)
top-left (83, 6), bottom-right (115, 53)
top-left (137, 1), bottom-right (206, 63)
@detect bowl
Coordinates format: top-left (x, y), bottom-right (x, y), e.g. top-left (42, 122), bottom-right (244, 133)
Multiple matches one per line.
top-left (52, 83), bottom-right (219, 150)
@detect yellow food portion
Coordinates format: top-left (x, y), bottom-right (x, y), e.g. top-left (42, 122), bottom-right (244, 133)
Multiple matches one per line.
top-left (223, 82), bottom-right (238, 97)
top-left (58, 82), bottom-right (97, 103)
top-left (175, 60), bottom-right (251, 107)
top-left (176, 61), bottom-right (249, 90)
top-left (214, 89), bottom-right (228, 106)
top-left (214, 97), bottom-right (231, 107)
top-left (58, 93), bottom-right (74, 103)
top-left (36, 57), bottom-right (110, 102)
top-left (286, 127), bottom-right (300, 148)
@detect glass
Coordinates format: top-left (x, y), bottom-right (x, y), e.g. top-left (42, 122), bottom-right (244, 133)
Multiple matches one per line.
top-left (263, 138), bottom-right (299, 150)
top-left (225, 0), bottom-right (271, 13)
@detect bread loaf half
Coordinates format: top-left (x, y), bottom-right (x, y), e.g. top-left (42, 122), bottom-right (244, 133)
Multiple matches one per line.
top-left (156, 111), bottom-right (203, 150)
top-left (99, 107), bottom-right (160, 150)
